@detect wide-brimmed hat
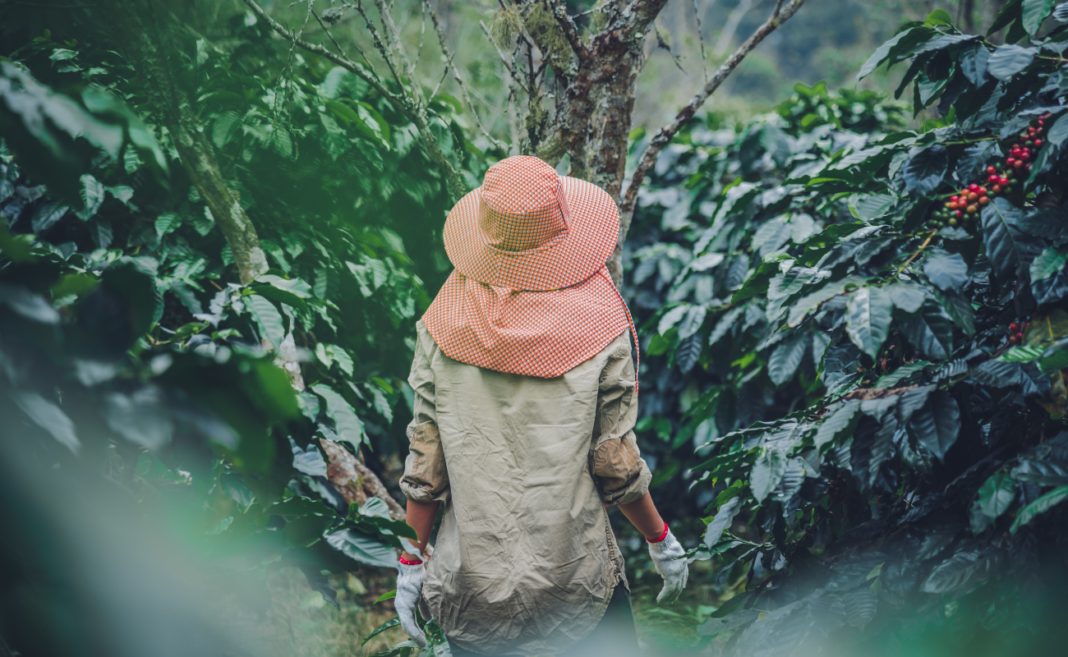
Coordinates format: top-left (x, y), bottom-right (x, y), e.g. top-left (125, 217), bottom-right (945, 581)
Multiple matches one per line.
top-left (423, 156), bottom-right (638, 382)
top-left (442, 156), bottom-right (620, 291)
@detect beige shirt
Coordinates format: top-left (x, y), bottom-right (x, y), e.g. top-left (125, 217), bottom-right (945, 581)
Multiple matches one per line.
top-left (400, 321), bottom-right (651, 656)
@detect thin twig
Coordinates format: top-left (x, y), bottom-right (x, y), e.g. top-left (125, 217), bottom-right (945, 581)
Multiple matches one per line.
top-left (620, 0), bottom-right (809, 221)
top-left (692, 0), bottom-right (709, 79)
top-left (424, 0), bottom-right (508, 150)
top-left (429, 65), bottom-right (450, 101)
top-left (346, 0), bottom-right (407, 94)
top-left (894, 230), bottom-right (939, 278)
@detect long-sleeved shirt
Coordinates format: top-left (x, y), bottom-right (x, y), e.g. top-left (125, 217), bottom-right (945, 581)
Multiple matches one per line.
top-left (399, 321), bottom-right (651, 656)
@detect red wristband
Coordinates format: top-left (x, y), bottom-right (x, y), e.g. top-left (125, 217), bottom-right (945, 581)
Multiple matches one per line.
top-left (398, 555), bottom-right (423, 566)
top-left (646, 521), bottom-right (669, 543)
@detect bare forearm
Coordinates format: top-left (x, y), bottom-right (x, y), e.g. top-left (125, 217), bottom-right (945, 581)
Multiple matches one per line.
top-left (618, 492), bottom-right (666, 540)
top-left (401, 498), bottom-right (439, 560)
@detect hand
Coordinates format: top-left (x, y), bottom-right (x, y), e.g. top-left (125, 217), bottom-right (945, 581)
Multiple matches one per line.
top-left (395, 560), bottom-right (427, 647)
top-left (647, 528), bottom-right (688, 603)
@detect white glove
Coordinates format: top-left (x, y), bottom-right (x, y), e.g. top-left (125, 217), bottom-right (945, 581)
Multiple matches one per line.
top-left (647, 527), bottom-right (688, 603)
top-left (395, 561), bottom-right (427, 647)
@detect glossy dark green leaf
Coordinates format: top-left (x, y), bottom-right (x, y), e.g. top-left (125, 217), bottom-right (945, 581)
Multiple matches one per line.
top-left (703, 496), bottom-right (741, 548)
top-left (1022, 0), bottom-right (1056, 36)
top-left (982, 198), bottom-right (1046, 284)
top-left (312, 384), bottom-right (366, 449)
top-left (751, 449), bottom-right (786, 503)
top-left (922, 550), bottom-right (998, 593)
top-left (903, 145), bottom-right (947, 196)
top-left (987, 45), bottom-right (1035, 80)
top-left (845, 286), bottom-right (893, 359)
top-left (977, 471), bottom-right (1017, 519)
top-left (900, 300), bottom-right (953, 360)
top-left (923, 250), bottom-right (968, 292)
top-left (325, 529), bottom-right (397, 569)
top-left (247, 294), bottom-right (285, 350)
top-left (768, 335), bottom-right (807, 386)
top-left (1010, 486), bottom-right (1068, 534)
top-left (908, 390), bottom-right (959, 461)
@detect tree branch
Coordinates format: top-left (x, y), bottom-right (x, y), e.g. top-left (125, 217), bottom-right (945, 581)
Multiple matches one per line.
top-left (612, 0), bottom-right (808, 286)
top-left (425, 0), bottom-right (508, 151)
top-left (620, 0), bottom-right (808, 220)
top-left (545, 0), bottom-right (589, 60)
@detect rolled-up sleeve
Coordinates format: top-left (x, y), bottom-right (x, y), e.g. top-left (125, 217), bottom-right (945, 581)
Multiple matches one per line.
top-left (399, 322), bottom-right (450, 503)
top-left (590, 335), bottom-right (651, 506)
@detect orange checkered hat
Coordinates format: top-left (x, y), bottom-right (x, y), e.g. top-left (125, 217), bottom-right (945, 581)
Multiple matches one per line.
top-left (423, 156), bottom-right (639, 381)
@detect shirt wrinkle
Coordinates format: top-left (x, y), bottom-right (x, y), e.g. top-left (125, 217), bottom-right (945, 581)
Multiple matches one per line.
top-left (401, 321), bottom-right (649, 656)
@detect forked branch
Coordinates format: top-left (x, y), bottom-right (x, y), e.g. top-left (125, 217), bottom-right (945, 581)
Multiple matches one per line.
top-left (620, 0), bottom-right (808, 222)
top-left (425, 0), bottom-right (508, 151)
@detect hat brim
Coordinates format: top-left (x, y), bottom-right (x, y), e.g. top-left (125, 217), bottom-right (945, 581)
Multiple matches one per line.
top-left (442, 177), bottom-right (619, 292)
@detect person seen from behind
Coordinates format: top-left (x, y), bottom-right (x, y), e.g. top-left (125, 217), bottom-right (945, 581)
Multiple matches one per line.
top-left (393, 156), bottom-right (688, 657)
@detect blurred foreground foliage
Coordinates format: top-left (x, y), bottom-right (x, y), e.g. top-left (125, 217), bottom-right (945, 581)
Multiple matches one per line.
top-left (0, 5), bottom-right (490, 655)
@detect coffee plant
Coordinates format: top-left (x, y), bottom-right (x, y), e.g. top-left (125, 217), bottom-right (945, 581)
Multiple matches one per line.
top-left (0, 10), bottom-right (491, 652)
top-left (627, 5), bottom-right (1068, 654)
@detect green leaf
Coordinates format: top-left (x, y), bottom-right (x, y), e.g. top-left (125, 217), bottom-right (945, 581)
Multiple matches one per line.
top-left (858, 27), bottom-right (928, 80)
top-left (903, 145), bottom-right (947, 196)
top-left (875, 361), bottom-right (930, 388)
top-left (989, 0), bottom-right (1024, 34)
top-left (31, 203), bottom-right (67, 233)
top-left (768, 335), bottom-right (807, 386)
top-left (908, 390), bottom-right (959, 461)
top-left (923, 251), bottom-right (968, 291)
top-left (312, 384), bottom-right (366, 448)
top-left (14, 392), bottom-right (80, 453)
top-left (1011, 485), bottom-right (1068, 534)
top-left (247, 294), bottom-right (285, 350)
top-left (1021, 0), bottom-right (1056, 36)
top-left (708, 306), bottom-right (746, 346)
top-left (658, 304), bottom-right (690, 335)
top-left (191, 206), bottom-right (215, 237)
top-left (0, 283), bottom-right (60, 324)
top-left (977, 471), bottom-right (1017, 519)
top-left (362, 618), bottom-right (400, 645)
top-left (922, 550), bottom-right (997, 593)
top-left (1047, 114), bottom-right (1068, 147)
top-left (982, 198), bottom-right (1046, 285)
top-left (924, 9), bottom-right (953, 25)
top-left (374, 589), bottom-right (398, 603)
top-left (325, 529), bottom-right (397, 569)
top-left (900, 300), bottom-right (953, 361)
top-left (846, 286), bottom-right (893, 359)
top-left (703, 497), bottom-right (741, 548)
top-left (76, 173), bottom-right (106, 219)
top-left (678, 305), bottom-right (707, 340)
top-left (997, 345), bottom-right (1045, 362)
top-left (930, 288), bottom-right (976, 337)
top-left (987, 45), bottom-right (1035, 80)
top-left (750, 449), bottom-right (786, 503)
top-left (787, 276), bottom-right (866, 327)
top-left (1030, 246), bottom-right (1068, 281)
top-left (814, 400), bottom-right (861, 449)
top-left (155, 212), bottom-right (182, 239)
top-left (886, 281), bottom-right (926, 313)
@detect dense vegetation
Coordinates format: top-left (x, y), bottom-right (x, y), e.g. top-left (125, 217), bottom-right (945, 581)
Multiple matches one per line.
top-left (3, 1), bottom-right (1068, 657)
top-left (629, 3), bottom-right (1068, 654)
top-left (0, 10), bottom-right (490, 654)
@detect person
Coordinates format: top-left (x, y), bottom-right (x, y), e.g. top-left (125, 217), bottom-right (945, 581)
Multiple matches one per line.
top-left (393, 156), bottom-right (688, 657)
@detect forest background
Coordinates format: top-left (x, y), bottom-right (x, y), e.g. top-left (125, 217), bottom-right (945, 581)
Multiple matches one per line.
top-left (4, 0), bottom-right (1068, 656)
